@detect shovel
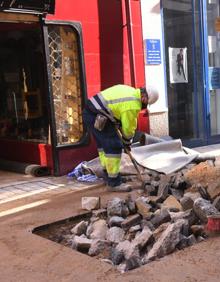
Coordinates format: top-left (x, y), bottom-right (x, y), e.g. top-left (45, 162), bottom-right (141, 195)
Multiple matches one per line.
top-left (115, 127), bottom-right (148, 190)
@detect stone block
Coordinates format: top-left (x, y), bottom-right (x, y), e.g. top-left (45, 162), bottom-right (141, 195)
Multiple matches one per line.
top-left (116, 240), bottom-right (140, 260)
top-left (121, 214), bottom-right (141, 230)
top-left (132, 227), bottom-right (153, 250)
top-left (153, 222), bottom-right (170, 241)
top-left (108, 216), bottom-right (124, 227)
top-left (162, 195), bottom-right (182, 211)
top-left (107, 197), bottom-right (128, 217)
top-left (110, 248), bottom-right (124, 265)
top-left (135, 197), bottom-right (152, 218)
top-left (88, 239), bottom-right (111, 257)
top-left (71, 220), bottom-right (88, 236)
top-left (125, 194), bottom-right (136, 214)
top-left (88, 219), bottom-right (108, 240)
top-left (193, 197), bottom-right (219, 223)
top-left (151, 208), bottom-right (171, 228)
top-left (106, 227), bottom-right (125, 243)
top-left (72, 236), bottom-right (92, 252)
top-left (145, 219), bottom-right (186, 261)
top-left (190, 225), bottom-right (205, 236)
top-left (125, 256), bottom-right (142, 271)
top-left (81, 197), bottom-right (100, 211)
top-left (180, 196), bottom-right (194, 211)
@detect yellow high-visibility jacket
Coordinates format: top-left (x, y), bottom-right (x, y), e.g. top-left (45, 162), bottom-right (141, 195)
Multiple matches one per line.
top-left (99, 84), bottom-right (141, 140)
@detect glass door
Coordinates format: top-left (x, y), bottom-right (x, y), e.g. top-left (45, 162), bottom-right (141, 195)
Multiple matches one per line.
top-left (205, 0), bottom-right (220, 143)
top-left (162, 0), bottom-right (206, 146)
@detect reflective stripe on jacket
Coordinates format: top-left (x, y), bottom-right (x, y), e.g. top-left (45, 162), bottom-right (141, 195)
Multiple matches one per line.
top-left (89, 84), bottom-right (141, 140)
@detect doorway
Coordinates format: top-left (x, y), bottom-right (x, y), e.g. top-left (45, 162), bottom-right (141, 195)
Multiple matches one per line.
top-left (162, 0), bottom-right (220, 147)
top-left (0, 16), bottom-right (51, 168)
top-left (162, 0), bottom-right (206, 146)
top-left (0, 22), bottom-right (49, 144)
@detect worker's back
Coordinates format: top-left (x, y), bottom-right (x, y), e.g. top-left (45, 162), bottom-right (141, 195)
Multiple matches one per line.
top-left (101, 84), bottom-right (141, 120)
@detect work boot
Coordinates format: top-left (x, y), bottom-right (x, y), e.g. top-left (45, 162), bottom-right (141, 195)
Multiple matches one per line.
top-left (107, 183), bottom-right (132, 192)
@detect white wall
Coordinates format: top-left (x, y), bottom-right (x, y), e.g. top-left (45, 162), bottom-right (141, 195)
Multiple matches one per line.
top-left (140, 0), bottom-right (167, 114)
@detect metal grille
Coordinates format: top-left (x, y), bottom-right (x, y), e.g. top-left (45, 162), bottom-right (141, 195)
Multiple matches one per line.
top-left (48, 25), bottom-right (83, 145)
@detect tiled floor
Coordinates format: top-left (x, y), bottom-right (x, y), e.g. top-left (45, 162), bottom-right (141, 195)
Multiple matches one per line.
top-left (0, 143), bottom-right (220, 204)
top-left (0, 173), bottom-right (104, 204)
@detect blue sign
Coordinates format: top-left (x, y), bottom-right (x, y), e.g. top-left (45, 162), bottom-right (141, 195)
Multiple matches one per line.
top-left (145, 39), bottom-right (161, 65)
top-left (209, 67), bottom-right (220, 90)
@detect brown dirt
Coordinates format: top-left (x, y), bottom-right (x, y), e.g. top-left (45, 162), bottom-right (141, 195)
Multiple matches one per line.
top-left (0, 162), bottom-right (220, 282)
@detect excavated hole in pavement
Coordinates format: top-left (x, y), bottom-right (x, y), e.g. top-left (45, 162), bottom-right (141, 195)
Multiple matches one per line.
top-left (32, 160), bottom-right (220, 273)
top-left (33, 164), bottom-right (220, 273)
top-left (32, 207), bottom-right (209, 273)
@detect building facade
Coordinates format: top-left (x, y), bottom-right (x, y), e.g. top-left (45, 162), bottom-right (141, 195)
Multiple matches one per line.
top-left (0, 0), bottom-right (145, 175)
top-left (141, 0), bottom-right (220, 147)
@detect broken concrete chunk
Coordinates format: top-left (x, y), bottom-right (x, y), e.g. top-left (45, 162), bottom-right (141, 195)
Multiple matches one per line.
top-left (107, 197), bottom-right (128, 217)
top-left (116, 240), bottom-right (140, 260)
top-left (157, 176), bottom-right (170, 201)
top-left (72, 236), bottom-right (92, 252)
top-left (151, 181), bottom-right (160, 189)
top-left (129, 225), bottom-right (141, 233)
top-left (135, 197), bottom-right (152, 218)
top-left (132, 227), bottom-right (153, 250)
top-left (71, 220), bottom-right (88, 236)
top-left (176, 235), bottom-right (188, 250)
top-left (108, 216), bottom-right (124, 227)
top-left (197, 236), bottom-right (205, 243)
top-left (110, 248), bottom-right (124, 265)
top-left (170, 188), bottom-right (184, 201)
top-left (169, 209), bottom-right (197, 226)
top-left (187, 234), bottom-right (197, 246)
top-left (151, 208), bottom-right (171, 228)
top-left (180, 196), bottom-right (194, 211)
top-left (162, 195), bottom-right (182, 211)
top-left (172, 173), bottom-right (189, 190)
top-left (153, 222), bottom-right (170, 241)
top-left (81, 197), bottom-right (100, 211)
top-left (88, 239), bottom-right (111, 257)
top-left (106, 227), bottom-right (125, 243)
top-left (141, 220), bottom-right (155, 231)
top-left (193, 197), bottom-right (219, 223)
top-left (145, 219), bottom-right (186, 261)
top-left (88, 219), bottom-right (108, 240)
top-left (144, 185), bottom-right (157, 196)
top-left (184, 192), bottom-right (201, 202)
top-left (125, 194), bottom-right (137, 214)
top-left (121, 214), bottom-right (141, 230)
top-left (125, 256), bottom-right (142, 271)
top-left (190, 225), bottom-right (205, 237)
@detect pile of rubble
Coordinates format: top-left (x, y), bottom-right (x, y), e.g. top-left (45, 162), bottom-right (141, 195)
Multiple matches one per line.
top-left (61, 162), bottom-right (220, 272)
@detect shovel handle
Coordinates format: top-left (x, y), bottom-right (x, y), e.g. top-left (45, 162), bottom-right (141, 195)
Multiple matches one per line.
top-left (115, 127), bottom-right (144, 182)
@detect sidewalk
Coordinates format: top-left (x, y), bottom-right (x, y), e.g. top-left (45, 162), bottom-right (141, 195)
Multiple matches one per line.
top-left (0, 178), bottom-right (220, 282)
top-left (0, 144), bottom-right (220, 281)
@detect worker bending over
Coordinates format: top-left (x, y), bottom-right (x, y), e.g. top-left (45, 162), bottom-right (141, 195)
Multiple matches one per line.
top-left (83, 84), bottom-right (158, 192)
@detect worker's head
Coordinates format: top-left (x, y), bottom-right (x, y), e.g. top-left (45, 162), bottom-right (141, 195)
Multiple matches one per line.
top-left (139, 86), bottom-right (159, 108)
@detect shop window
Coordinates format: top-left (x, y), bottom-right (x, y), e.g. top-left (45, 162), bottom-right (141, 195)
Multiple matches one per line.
top-left (0, 22), bottom-right (49, 143)
top-left (47, 25), bottom-right (84, 146)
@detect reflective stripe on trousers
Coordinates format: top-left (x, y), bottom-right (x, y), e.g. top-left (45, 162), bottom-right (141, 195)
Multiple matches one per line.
top-left (83, 108), bottom-right (123, 186)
